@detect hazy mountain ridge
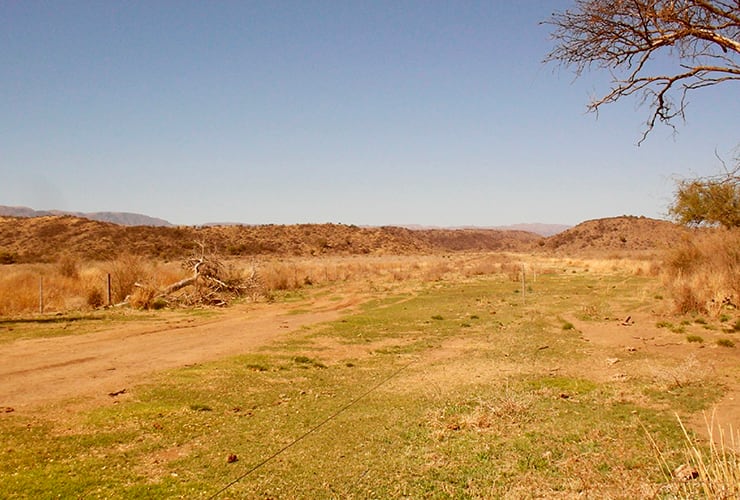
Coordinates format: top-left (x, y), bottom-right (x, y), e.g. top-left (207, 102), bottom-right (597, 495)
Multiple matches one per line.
top-left (0, 205), bottom-right (571, 235)
top-left (0, 206), bottom-right (173, 227)
top-left (402, 223), bottom-right (571, 236)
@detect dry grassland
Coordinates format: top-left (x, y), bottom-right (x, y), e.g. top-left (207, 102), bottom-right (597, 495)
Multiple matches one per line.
top-left (1, 216), bottom-right (739, 497)
top-left (1, 254), bottom-right (738, 498)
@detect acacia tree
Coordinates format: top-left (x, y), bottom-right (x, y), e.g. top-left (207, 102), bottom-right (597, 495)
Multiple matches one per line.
top-left (546, 0), bottom-right (739, 227)
top-left (669, 159), bottom-right (740, 228)
top-left (545, 0), bottom-right (739, 140)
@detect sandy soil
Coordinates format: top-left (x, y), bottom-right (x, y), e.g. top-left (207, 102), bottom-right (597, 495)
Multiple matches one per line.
top-left (571, 311), bottom-right (740, 441)
top-left (0, 294), bottom-right (363, 415)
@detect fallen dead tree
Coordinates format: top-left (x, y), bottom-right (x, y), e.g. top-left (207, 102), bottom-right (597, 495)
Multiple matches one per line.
top-left (124, 256), bottom-right (263, 309)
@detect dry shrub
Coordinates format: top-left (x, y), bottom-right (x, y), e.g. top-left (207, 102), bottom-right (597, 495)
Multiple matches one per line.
top-left (421, 260), bottom-right (452, 281)
top-left (129, 285), bottom-right (157, 309)
top-left (86, 287), bottom-right (105, 308)
top-left (57, 254), bottom-right (80, 279)
top-left (663, 229), bottom-right (740, 315)
top-left (159, 257), bottom-right (263, 307)
top-left (261, 261), bottom-right (302, 291)
top-left (0, 267), bottom-right (43, 315)
top-left (108, 254), bottom-right (147, 303)
top-left (462, 254), bottom-right (513, 277)
top-left (0, 263), bottom-right (103, 315)
top-left (501, 262), bottom-right (523, 282)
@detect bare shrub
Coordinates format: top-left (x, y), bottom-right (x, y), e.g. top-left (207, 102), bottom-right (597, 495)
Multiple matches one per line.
top-left (464, 255), bottom-right (508, 277)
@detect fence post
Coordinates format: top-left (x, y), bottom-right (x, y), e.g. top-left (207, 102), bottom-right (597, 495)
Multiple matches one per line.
top-left (521, 264), bottom-right (526, 305)
top-left (39, 277), bottom-right (44, 314)
top-left (107, 273), bottom-right (112, 306)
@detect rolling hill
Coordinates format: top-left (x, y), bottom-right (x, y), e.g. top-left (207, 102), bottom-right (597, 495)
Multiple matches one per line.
top-left (540, 215), bottom-right (688, 254)
top-left (0, 212), bottom-right (689, 264)
top-left (0, 215), bottom-right (543, 263)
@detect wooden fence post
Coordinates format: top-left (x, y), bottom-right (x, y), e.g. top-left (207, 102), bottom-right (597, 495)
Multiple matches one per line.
top-left (107, 273), bottom-right (112, 306)
top-left (39, 277), bottom-right (44, 314)
top-left (521, 265), bottom-right (526, 305)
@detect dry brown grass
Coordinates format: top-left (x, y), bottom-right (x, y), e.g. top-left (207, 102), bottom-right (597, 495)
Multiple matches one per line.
top-left (649, 413), bottom-right (740, 499)
top-left (663, 229), bottom-right (740, 316)
top-left (0, 258), bottom-right (188, 315)
top-left (0, 250), bottom-right (664, 316)
top-left (0, 254), bottom-right (503, 315)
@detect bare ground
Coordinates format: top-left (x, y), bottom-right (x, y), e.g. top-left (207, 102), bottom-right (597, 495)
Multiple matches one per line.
top-left (0, 293), bottom-right (364, 415)
top-left (570, 311), bottom-right (740, 442)
top-left (1, 287), bottom-right (738, 445)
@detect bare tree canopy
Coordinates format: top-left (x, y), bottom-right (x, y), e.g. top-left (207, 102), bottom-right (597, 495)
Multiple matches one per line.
top-left (545, 0), bottom-right (740, 141)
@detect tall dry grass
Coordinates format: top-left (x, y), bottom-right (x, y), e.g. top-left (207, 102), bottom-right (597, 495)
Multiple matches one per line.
top-left (0, 251), bottom-right (658, 316)
top-left (0, 254), bottom-right (507, 315)
top-left (0, 256), bottom-right (188, 316)
top-left (649, 413), bottom-right (740, 498)
top-left (662, 229), bottom-right (740, 315)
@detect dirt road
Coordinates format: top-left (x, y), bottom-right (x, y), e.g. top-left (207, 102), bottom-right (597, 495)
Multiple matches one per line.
top-left (0, 296), bottom-right (359, 414)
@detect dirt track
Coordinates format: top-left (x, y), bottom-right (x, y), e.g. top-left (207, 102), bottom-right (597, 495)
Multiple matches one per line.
top-left (0, 296), bottom-right (360, 414)
top-left (2, 289), bottom-right (738, 445)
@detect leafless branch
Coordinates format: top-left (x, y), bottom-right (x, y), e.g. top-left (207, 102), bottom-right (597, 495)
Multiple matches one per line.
top-left (545, 0), bottom-right (740, 142)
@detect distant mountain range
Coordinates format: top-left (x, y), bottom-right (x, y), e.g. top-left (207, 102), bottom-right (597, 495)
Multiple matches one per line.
top-left (0, 206), bottom-right (173, 227)
top-left (402, 223), bottom-right (571, 237)
top-left (0, 205), bottom-right (570, 235)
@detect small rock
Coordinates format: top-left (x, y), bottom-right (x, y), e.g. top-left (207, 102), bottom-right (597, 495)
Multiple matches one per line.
top-left (227, 454), bottom-right (238, 463)
top-left (606, 357), bottom-right (620, 366)
top-left (673, 464), bottom-right (699, 482)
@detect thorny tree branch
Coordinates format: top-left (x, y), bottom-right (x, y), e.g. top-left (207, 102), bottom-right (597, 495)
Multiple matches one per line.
top-left (544, 0), bottom-right (740, 143)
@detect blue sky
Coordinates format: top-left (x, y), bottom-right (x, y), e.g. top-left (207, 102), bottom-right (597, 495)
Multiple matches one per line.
top-left (1, 1), bottom-right (738, 226)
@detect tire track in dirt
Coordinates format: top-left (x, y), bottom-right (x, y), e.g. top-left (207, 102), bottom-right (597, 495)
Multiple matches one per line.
top-left (0, 296), bottom-right (363, 414)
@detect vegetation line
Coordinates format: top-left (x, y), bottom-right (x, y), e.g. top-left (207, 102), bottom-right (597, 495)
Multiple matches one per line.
top-left (207, 358), bottom-right (416, 499)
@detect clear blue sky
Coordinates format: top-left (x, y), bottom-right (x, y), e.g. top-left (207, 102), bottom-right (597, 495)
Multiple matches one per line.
top-left (1, 1), bottom-right (738, 226)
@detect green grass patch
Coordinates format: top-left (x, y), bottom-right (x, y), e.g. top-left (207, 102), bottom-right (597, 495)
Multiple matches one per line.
top-left (644, 381), bottom-right (725, 413)
top-left (656, 320), bottom-right (686, 334)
